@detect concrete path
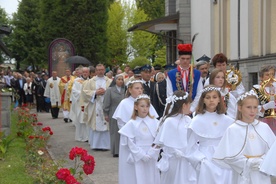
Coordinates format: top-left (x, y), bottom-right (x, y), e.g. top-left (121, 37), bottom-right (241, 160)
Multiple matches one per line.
top-left (36, 110), bottom-right (276, 184)
top-left (36, 111), bottom-right (118, 184)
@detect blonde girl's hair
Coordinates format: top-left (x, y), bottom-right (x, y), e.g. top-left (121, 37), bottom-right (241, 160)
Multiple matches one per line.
top-left (125, 80), bottom-right (143, 98)
top-left (236, 91), bottom-right (258, 120)
top-left (209, 68), bottom-right (226, 89)
top-left (131, 95), bottom-right (154, 120)
top-left (196, 85), bottom-right (226, 115)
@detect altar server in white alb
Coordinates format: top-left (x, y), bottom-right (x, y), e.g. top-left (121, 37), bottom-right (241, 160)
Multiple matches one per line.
top-left (154, 90), bottom-right (196, 184)
top-left (82, 64), bottom-right (112, 150)
top-left (213, 91), bottom-right (276, 184)
top-left (44, 71), bottom-right (61, 119)
top-left (187, 85), bottom-right (234, 184)
top-left (70, 67), bottom-right (90, 142)
top-left (112, 80), bottom-right (158, 184)
top-left (118, 94), bottom-right (160, 184)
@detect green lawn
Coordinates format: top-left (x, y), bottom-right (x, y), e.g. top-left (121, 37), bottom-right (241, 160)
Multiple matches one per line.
top-left (0, 113), bottom-right (34, 184)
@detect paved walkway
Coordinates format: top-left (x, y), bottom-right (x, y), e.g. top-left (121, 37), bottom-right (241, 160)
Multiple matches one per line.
top-left (36, 111), bottom-right (118, 184)
top-left (36, 111), bottom-right (276, 184)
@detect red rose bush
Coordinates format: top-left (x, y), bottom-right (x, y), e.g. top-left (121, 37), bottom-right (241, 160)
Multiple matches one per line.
top-left (56, 147), bottom-right (95, 183)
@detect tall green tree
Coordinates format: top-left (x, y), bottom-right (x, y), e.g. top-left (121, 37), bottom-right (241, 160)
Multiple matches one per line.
top-left (129, 7), bottom-right (157, 60)
top-left (8, 0), bottom-right (44, 70)
top-left (135, 0), bottom-right (166, 64)
top-left (154, 46), bottom-right (166, 67)
top-left (135, 0), bottom-right (165, 19)
top-left (40, 0), bottom-right (109, 65)
top-left (106, 1), bottom-right (127, 66)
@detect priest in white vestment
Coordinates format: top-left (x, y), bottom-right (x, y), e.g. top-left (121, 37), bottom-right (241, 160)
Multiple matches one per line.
top-left (82, 64), bottom-right (112, 150)
top-left (44, 71), bottom-right (61, 119)
top-left (70, 67), bottom-right (89, 142)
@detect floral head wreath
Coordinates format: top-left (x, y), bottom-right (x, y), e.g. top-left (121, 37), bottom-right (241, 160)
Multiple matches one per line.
top-left (165, 92), bottom-right (189, 114)
top-left (201, 86), bottom-right (221, 93)
top-left (237, 90), bottom-right (258, 101)
top-left (134, 94), bottom-right (150, 102)
top-left (126, 80), bottom-right (143, 87)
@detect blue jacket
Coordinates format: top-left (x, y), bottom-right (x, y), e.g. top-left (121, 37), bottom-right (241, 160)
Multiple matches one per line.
top-left (167, 68), bottom-right (201, 100)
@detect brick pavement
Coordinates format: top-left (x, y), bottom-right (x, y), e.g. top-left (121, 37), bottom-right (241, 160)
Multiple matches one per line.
top-left (36, 111), bottom-right (118, 184)
top-left (36, 110), bottom-right (276, 184)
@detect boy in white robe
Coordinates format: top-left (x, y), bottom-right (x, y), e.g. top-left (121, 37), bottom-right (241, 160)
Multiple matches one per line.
top-left (44, 71), bottom-right (61, 119)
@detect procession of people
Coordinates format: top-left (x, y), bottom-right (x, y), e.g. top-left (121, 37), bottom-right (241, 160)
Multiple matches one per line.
top-left (2, 42), bottom-right (276, 184)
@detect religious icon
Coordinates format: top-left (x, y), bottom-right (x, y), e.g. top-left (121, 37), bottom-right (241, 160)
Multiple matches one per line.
top-left (48, 39), bottom-right (75, 77)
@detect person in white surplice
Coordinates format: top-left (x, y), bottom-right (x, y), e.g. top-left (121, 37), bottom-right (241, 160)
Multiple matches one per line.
top-left (213, 90), bottom-right (276, 184)
top-left (70, 67), bottom-right (90, 142)
top-left (82, 64), bottom-right (112, 150)
top-left (154, 90), bottom-right (196, 184)
top-left (260, 139), bottom-right (276, 177)
top-left (44, 71), bottom-right (61, 119)
top-left (118, 94), bottom-right (160, 184)
top-left (112, 80), bottom-right (158, 184)
top-left (187, 85), bottom-right (234, 184)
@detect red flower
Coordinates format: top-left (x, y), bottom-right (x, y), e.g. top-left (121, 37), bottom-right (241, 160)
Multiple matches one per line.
top-left (177, 43), bottom-right (192, 52)
top-left (81, 154), bottom-right (95, 165)
top-left (42, 126), bottom-right (51, 132)
top-left (83, 163), bottom-right (95, 175)
top-left (49, 131), bottom-right (53, 135)
top-left (37, 122), bottom-right (43, 126)
top-left (65, 175), bottom-right (80, 184)
top-left (56, 168), bottom-right (71, 180)
top-left (28, 135), bottom-right (35, 139)
top-left (69, 147), bottom-right (87, 160)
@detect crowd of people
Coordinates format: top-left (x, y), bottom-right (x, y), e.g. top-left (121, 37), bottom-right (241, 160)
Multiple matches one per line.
top-left (2, 42), bottom-right (276, 184)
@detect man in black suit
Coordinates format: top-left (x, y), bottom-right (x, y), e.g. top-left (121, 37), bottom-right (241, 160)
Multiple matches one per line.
top-left (32, 72), bottom-right (43, 112)
top-left (41, 74), bottom-right (50, 112)
top-left (140, 64), bottom-right (159, 115)
top-left (15, 73), bottom-right (26, 107)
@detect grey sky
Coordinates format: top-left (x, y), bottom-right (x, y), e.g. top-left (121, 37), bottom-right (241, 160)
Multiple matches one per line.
top-left (0, 0), bottom-right (20, 16)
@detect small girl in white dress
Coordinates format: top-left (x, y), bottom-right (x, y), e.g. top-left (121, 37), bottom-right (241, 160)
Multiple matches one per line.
top-left (118, 94), bottom-right (160, 184)
top-left (214, 90), bottom-right (276, 184)
top-left (113, 80), bottom-right (158, 184)
top-left (187, 85), bottom-right (234, 184)
top-left (154, 90), bottom-right (196, 184)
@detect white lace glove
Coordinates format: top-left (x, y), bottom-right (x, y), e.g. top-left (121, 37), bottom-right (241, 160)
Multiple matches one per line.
top-left (263, 101), bottom-right (275, 110)
top-left (174, 149), bottom-right (184, 158)
top-left (248, 158), bottom-right (263, 170)
top-left (142, 155), bottom-right (151, 162)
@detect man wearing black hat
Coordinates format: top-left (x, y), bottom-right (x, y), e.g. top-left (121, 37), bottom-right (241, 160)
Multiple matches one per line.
top-left (196, 54), bottom-right (211, 85)
top-left (163, 63), bottom-right (177, 77)
top-left (166, 44), bottom-right (202, 100)
top-left (140, 64), bottom-right (159, 111)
